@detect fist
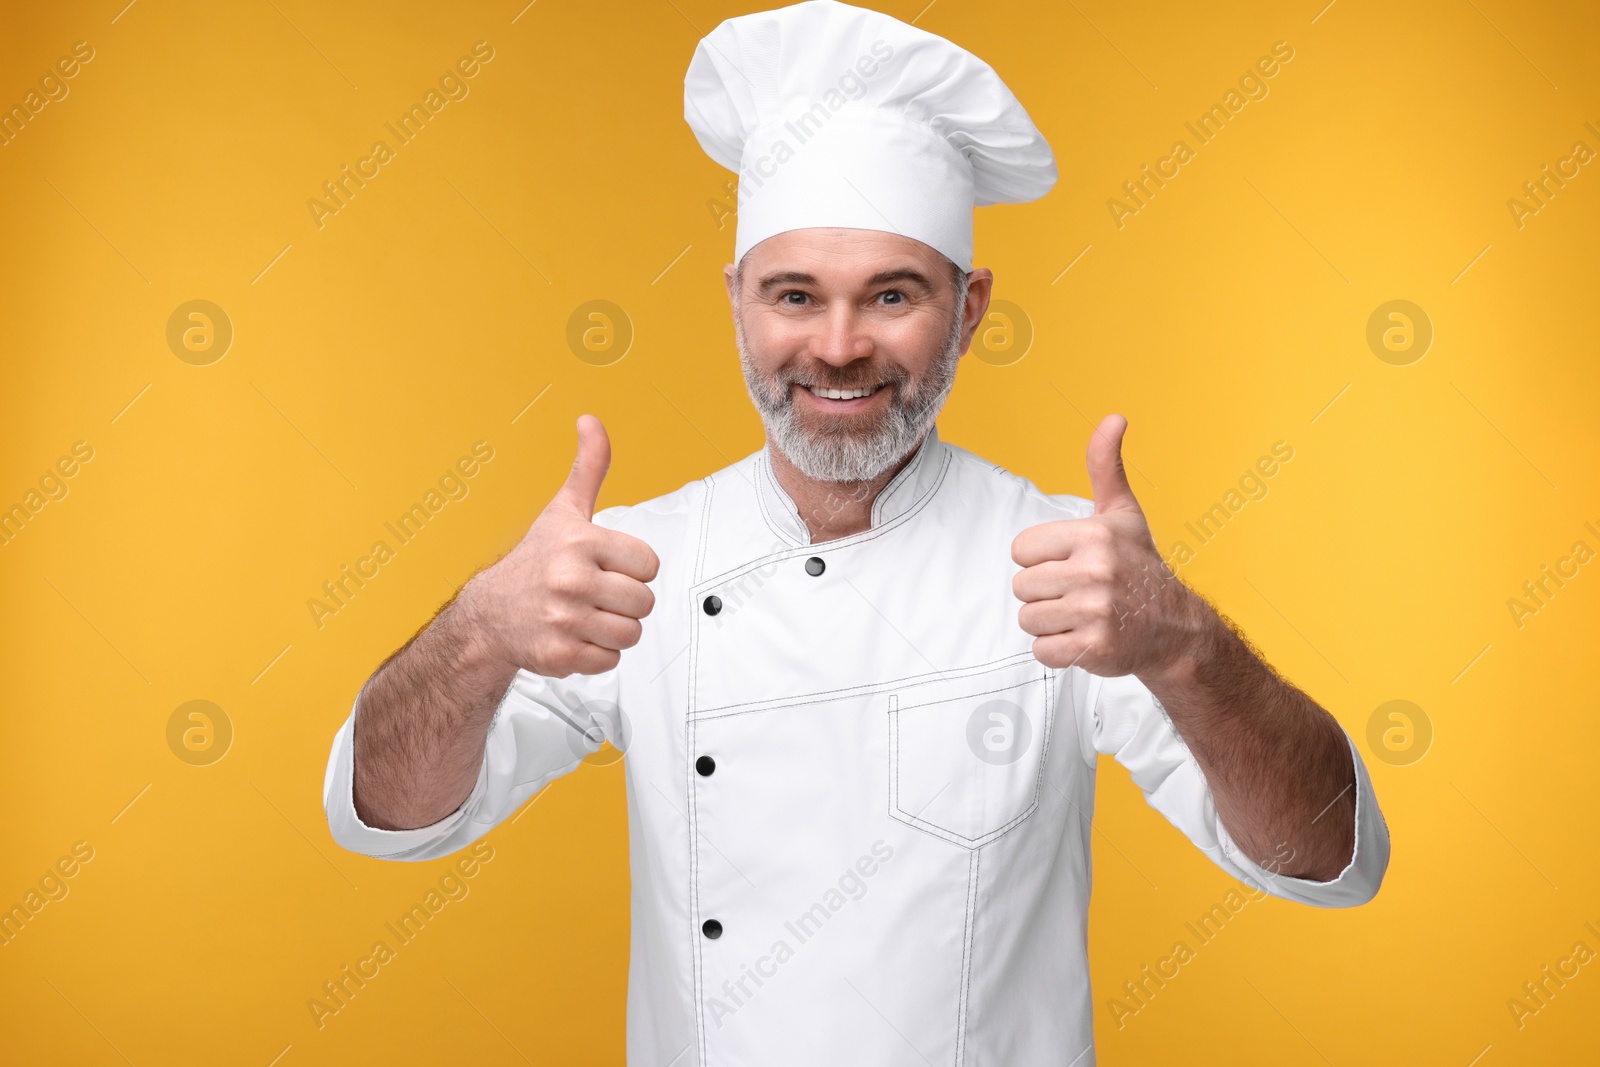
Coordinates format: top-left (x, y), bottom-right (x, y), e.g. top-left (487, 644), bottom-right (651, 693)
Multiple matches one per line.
top-left (467, 414), bottom-right (660, 678)
top-left (1011, 414), bottom-right (1193, 678)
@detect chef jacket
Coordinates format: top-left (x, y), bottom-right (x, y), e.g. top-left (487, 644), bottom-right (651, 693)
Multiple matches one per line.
top-left (323, 422), bottom-right (1391, 1066)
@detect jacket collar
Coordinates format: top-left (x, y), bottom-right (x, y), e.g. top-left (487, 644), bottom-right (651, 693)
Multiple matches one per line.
top-left (755, 423), bottom-right (946, 547)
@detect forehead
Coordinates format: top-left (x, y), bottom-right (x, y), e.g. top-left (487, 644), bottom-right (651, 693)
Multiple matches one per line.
top-left (741, 227), bottom-right (949, 284)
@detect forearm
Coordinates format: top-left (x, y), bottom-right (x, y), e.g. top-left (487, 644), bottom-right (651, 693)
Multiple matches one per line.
top-left (352, 577), bottom-right (519, 831)
top-left (1138, 593), bottom-right (1356, 881)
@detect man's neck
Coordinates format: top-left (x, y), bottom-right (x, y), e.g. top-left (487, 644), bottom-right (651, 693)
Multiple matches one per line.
top-left (767, 432), bottom-right (927, 545)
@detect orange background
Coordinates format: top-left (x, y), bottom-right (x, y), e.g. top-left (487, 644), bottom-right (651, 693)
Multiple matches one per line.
top-left (1, 1), bottom-right (1597, 1064)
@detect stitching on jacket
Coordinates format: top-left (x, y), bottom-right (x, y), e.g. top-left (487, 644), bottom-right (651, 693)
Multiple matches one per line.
top-left (885, 668), bottom-right (1056, 850)
top-left (894, 675), bottom-right (1041, 713)
top-left (753, 482), bottom-right (795, 547)
top-left (1066, 667), bottom-right (1098, 772)
top-left (678, 442), bottom-right (955, 1057)
top-left (754, 452), bottom-right (807, 548)
top-left (955, 848), bottom-right (981, 1066)
top-left (693, 447), bottom-right (952, 591)
top-left (869, 428), bottom-right (933, 525)
top-left (694, 473), bottom-right (716, 586)
top-left (1028, 671), bottom-right (1058, 841)
top-left (887, 694), bottom-right (899, 853)
top-left (692, 649), bottom-right (1038, 722)
top-left (1150, 690), bottom-right (1194, 759)
top-left (689, 477), bottom-right (713, 1063)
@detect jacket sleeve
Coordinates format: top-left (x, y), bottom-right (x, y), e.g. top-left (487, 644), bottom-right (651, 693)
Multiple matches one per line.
top-left (322, 666), bottom-right (622, 862)
top-left (1073, 669), bottom-right (1390, 907)
top-left (321, 506), bottom-right (632, 863)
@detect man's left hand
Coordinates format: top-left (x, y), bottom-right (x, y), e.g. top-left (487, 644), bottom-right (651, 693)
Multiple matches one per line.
top-left (1011, 414), bottom-right (1202, 679)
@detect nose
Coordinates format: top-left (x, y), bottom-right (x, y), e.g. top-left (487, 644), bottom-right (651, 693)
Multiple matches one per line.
top-left (811, 301), bottom-right (873, 368)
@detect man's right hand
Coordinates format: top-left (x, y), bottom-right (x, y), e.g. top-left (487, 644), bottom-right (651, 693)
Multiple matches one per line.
top-left (348, 413), bottom-right (655, 831)
top-left (464, 413), bottom-right (660, 678)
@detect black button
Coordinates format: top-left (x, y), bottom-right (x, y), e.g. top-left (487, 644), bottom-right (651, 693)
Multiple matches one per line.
top-left (805, 556), bottom-right (825, 576)
top-left (696, 755), bottom-right (716, 777)
top-left (702, 918), bottom-right (722, 939)
top-left (703, 595), bottom-right (722, 616)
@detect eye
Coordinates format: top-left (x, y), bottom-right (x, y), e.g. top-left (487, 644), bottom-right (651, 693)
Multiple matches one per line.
top-left (879, 290), bottom-right (905, 305)
top-left (780, 290), bottom-right (810, 306)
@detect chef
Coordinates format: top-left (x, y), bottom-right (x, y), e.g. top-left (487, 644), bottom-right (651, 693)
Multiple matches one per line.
top-left (322, 1), bottom-right (1391, 1063)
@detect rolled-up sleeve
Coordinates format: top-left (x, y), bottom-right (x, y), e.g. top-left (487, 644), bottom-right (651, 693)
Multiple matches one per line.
top-left (322, 666), bottom-right (621, 863)
top-left (1079, 670), bottom-right (1390, 907)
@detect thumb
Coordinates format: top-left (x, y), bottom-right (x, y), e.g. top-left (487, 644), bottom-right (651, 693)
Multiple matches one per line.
top-left (555, 414), bottom-right (611, 520)
top-left (1086, 413), bottom-right (1140, 515)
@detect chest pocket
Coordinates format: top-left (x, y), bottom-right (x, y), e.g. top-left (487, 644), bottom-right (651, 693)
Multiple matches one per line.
top-left (887, 656), bottom-right (1055, 849)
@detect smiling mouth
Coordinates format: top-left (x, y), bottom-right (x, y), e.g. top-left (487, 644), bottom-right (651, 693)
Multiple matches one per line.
top-left (797, 382), bottom-right (885, 400)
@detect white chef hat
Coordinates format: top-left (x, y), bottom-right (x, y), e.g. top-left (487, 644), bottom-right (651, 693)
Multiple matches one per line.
top-left (683, 0), bottom-right (1057, 272)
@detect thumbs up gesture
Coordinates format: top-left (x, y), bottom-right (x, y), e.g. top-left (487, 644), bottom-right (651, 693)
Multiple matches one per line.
top-left (1011, 415), bottom-right (1199, 679)
top-left (467, 414), bottom-right (661, 678)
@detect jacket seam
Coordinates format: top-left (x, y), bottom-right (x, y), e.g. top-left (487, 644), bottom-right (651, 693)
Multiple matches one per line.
top-left (694, 474), bottom-right (716, 587)
top-left (689, 476), bottom-right (714, 1064)
top-left (692, 650), bottom-right (1038, 722)
top-left (885, 669), bottom-right (1057, 850)
top-left (694, 448), bottom-right (952, 591)
top-left (754, 451), bottom-right (807, 547)
top-left (956, 848), bottom-right (981, 1066)
top-left (869, 427), bottom-right (934, 526)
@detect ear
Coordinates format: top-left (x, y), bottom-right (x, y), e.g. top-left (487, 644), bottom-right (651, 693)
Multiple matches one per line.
top-left (959, 268), bottom-right (995, 356)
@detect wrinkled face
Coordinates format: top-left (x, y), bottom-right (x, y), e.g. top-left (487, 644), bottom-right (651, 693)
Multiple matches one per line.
top-left (726, 228), bottom-right (981, 482)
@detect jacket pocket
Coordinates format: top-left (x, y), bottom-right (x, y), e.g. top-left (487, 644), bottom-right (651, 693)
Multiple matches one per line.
top-left (887, 656), bottom-right (1055, 849)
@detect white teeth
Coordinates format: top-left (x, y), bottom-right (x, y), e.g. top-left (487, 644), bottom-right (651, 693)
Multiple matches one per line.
top-left (807, 384), bottom-right (878, 399)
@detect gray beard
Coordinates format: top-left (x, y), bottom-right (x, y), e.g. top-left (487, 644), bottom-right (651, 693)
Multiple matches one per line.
top-left (735, 306), bottom-right (964, 483)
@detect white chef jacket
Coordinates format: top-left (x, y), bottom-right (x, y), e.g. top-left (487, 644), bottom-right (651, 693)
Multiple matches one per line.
top-left (323, 422), bottom-right (1390, 1066)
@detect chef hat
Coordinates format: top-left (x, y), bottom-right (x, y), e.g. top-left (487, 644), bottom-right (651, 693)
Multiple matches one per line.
top-left (683, 0), bottom-right (1057, 271)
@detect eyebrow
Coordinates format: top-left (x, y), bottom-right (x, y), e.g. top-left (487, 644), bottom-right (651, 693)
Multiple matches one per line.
top-left (755, 268), bottom-right (939, 297)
